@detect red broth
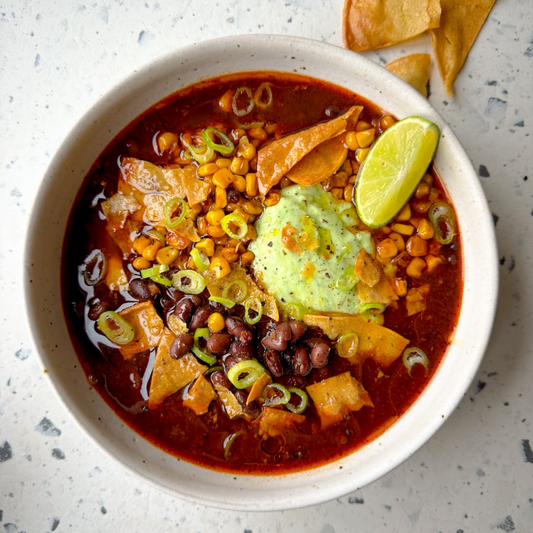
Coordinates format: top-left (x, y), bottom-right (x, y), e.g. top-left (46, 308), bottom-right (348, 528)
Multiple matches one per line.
top-left (63, 72), bottom-right (462, 474)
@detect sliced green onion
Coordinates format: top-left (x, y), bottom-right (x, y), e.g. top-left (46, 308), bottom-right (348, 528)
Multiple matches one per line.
top-left (428, 202), bottom-right (456, 245)
top-left (222, 280), bottom-right (248, 303)
top-left (141, 264), bottom-right (169, 279)
top-left (335, 265), bottom-right (358, 291)
top-left (190, 248), bottom-right (210, 271)
top-left (286, 387), bottom-right (308, 414)
top-left (232, 86), bottom-right (254, 117)
top-left (223, 431), bottom-right (243, 460)
top-left (145, 229), bottom-right (165, 245)
top-left (263, 383), bottom-right (290, 407)
top-left (402, 347), bottom-right (429, 377)
top-left (244, 297), bottom-right (263, 325)
top-left (227, 359), bottom-right (265, 389)
top-left (221, 213), bottom-right (248, 240)
top-left (359, 303), bottom-right (386, 313)
top-left (253, 82), bottom-right (273, 109)
top-left (238, 121), bottom-right (265, 129)
top-left (150, 275), bottom-right (172, 287)
top-left (208, 296), bottom-right (236, 308)
top-left (83, 249), bottom-right (107, 286)
top-left (283, 302), bottom-right (304, 321)
top-left (202, 127), bottom-right (234, 155)
top-left (337, 333), bottom-right (359, 359)
top-left (204, 365), bottom-right (223, 376)
top-left (163, 198), bottom-right (187, 228)
top-left (182, 137), bottom-right (215, 164)
top-left (172, 270), bottom-right (206, 295)
top-left (97, 311), bottom-right (134, 345)
top-left (360, 310), bottom-right (385, 326)
top-left (192, 327), bottom-right (217, 365)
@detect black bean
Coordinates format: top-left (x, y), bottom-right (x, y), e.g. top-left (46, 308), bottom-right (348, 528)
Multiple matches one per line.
top-left (170, 333), bottom-right (194, 359)
top-left (230, 340), bottom-right (254, 359)
top-left (305, 337), bottom-right (328, 349)
top-left (206, 333), bottom-right (232, 354)
top-left (211, 369), bottom-right (232, 389)
top-left (209, 300), bottom-right (225, 313)
top-left (189, 294), bottom-right (204, 307)
top-left (280, 375), bottom-right (307, 389)
top-left (226, 317), bottom-right (246, 338)
top-left (240, 330), bottom-right (254, 346)
top-left (144, 279), bottom-right (160, 298)
top-left (129, 278), bottom-right (153, 300)
top-left (293, 347), bottom-right (312, 376)
top-left (310, 343), bottom-right (330, 368)
top-left (223, 355), bottom-right (239, 373)
top-left (174, 298), bottom-right (195, 323)
top-left (166, 287), bottom-right (184, 302)
top-left (264, 349), bottom-right (284, 377)
top-left (234, 389), bottom-right (259, 417)
top-left (262, 322), bottom-right (292, 351)
top-left (88, 299), bottom-right (110, 321)
top-left (289, 320), bottom-right (307, 341)
top-left (160, 297), bottom-right (175, 311)
top-left (189, 306), bottom-right (212, 331)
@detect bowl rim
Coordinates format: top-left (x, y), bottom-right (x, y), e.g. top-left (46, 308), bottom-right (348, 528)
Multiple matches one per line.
top-left (23, 34), bottom-right (499, 510)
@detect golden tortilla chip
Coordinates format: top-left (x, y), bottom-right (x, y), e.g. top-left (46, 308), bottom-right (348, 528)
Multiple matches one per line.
top-left (203, 266), bottom-right (279, 321)
top-left (119, 301), bottom-right (165, 359)
top-left (105, 250), bottom-right (129, 292)
top-left (431, 0), bottom-right (496, 97)
top-left (183, 374), bottom-right (217, 415)
top-left (247, 372), bottom-right (272, 404)
top-left (406, 284), bottom-right (430, 316)
top-left (149, 328), bottom-right (207, 408)
top-left (258, 407), bottom-right (305, 437)
top-left (214, 383), bottom-right (244, 419)
top-left (257, 107), bottom-right (357, 195)
top-left (303, 314), bottom-right (409, 367)
top-left (354, 249), bottom-right (380, 287)
top-left (307, 372), bottom-right (373, 428)
top-left (386, 54), bottom-right (431, 97)
top-left (343, 0), bottom-right (441, 52)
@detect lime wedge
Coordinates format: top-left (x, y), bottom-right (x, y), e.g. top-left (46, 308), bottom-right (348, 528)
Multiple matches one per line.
top-left (354, 116), bottom-right (440, 228)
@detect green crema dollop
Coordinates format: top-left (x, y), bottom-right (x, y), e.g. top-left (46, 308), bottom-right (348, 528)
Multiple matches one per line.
top-left (249, 184), bottom-right (373, 314)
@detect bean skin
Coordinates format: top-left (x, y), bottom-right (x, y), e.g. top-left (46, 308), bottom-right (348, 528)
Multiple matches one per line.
top-left (209, 300), bottom-right (226, 313)
top-left (262, 322), bottom-right (292, 351)
top-left (174, 298), bottom-right (195, 323)
top-left (240, 330), bottom-right (254, 346)
top-left (293, 347), bottom-right (312, 376)
top-left (223, 355), bottom-right (239, 373)
top-left (189, 294), bottom-right (204, 307)
top-left (129, 278), bottom-right (153, 300)
top-left (169, 333), bottom-right (194, 359)
top-left (166, 288), bottom-right (184, 302)
top-left (234, 389), bottom-right (259, 417)
top-left (225, 317), bottom-right (246, 338)
top-left (211, 369), bottom-right (232, 389)
top-left (189, 306), bottom-right (212, 331)
top-left (229, 340), bottom-right (254, 359)
top-left (310, 343), bottom-right (330, 368)
top-left (264, 349), bottom-right (284, 377)
top-left (289, 320), bottom-right (307, 341)
top-left (206, 333), bottom-right (232, 354)
top-left (227, 189), bottom-right (241, 203)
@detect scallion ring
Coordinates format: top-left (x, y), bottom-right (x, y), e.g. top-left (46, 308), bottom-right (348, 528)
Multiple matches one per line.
top-left (182, 137), bottom-right (215, 164)
top-left (150, 275), bottom-right (172, 287)
top-left (145, 229), bottom-right (165, 245)
top-left (202, 127), bottom-right (235, 155)
top-left (172, 270), bottom-right (206, 295)
top-left (208, 296), bottom-right (236, 309)
top-left (253, 82), bottom-right (273, 109)
top-left (335, 265), bottom-right (358, 292)
top-left (263, 383), bottom-right (290, 407)
top-left (204, 365), bottom-right (224, 376)
top-left (359, 302), bottom-right (386, 313)
top-left (223, 431), bottom-right (243, 460)
top-left (140, 264), bottom-right (169, 279)
top-left (222, 280), bottom-right (248, 303)
top-left (192, 327), bottom-right (217, 365)
top-left (97, 311), bottom-right (134, 345)
top-left (82, 249), bottom-right (107, 286)
top-left (190, 248), bottom-right (210, 271)
top-left (428, 201), bottom-right (456, 245)
top-left (244, 297), bottom-right (262, 325)
top-left (227, 359), bottom-right (265, 389)
top-left (221, 213), bottom-right (248, 240)
top-left (337, 333), bottom-right (359, 359)
top-left (232, 87), bottom-right (254, 117)
top-left (283, 302), bottom-right (304, 321)
top-left (402, 347), bottom-right (429, 377)
top-left (238, 121), bottom-right (265, 129)
top-left (163, 198), bottom-right (187, 228)
top-left (286, 387), bottom-right (308, 414)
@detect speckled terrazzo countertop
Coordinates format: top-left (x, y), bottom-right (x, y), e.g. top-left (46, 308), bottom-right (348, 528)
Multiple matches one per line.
top-left (1, 1), bottom-right (532, 531)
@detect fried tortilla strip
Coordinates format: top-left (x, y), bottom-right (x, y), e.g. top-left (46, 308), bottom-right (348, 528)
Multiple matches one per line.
top-left (247, 372), bottom-right (272, 404)
top-left (105, 249), bottom-right (129, 292)
top-left (356, 258), bottom-right (398, 305)
top-left (307, 372), bottom-right (373, 428)
top-left (214, 383), bottom-right (244, 419)
top-left (257, 107), bottom-right (357, 195)
top-left (303, 314), bottom-right (409, 367)
top-left (386, 54), bottom-right (431, 97)
top-left (342, 0), bottom-right (441, 52)
top-left (258, 407), bottom-right (305, 437)
top-left (119, 301), bottom-right (165, 359)
top-left (354, 249), bottom-right (381, 287)
top-left (406, 284), bottom-right (430, 316)
top-left (183, 374), bottom-right (217, 415)
top-left (149, 329), bottom-right (208, 408)
top-left (203, 266), bottom-right (279, 321)
top-left (431, 0), bottom-right (496, 97)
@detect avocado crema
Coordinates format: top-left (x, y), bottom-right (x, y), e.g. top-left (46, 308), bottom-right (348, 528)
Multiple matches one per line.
top-left (249, 184), bottom-right (373, 314)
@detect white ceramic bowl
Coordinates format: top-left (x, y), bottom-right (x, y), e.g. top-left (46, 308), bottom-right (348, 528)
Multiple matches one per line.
top-left (24, 35), bottom-right (498, 511)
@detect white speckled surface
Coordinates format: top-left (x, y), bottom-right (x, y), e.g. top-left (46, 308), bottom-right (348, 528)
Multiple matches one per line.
top-left (1, 0), bottom-right (531, 531)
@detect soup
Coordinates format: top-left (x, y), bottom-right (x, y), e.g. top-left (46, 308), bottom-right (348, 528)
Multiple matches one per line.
top-left (64, 72), bottom-right (462, 474)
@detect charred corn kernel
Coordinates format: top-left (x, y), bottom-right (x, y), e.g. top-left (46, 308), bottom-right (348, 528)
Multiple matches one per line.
top-left (231, 128), bottom-right (246, 142)
top-left (264, 122), bottom-right (277, 135)
top-left (351, 160), bottom-right (360, 174)
top-left (381, 115), bottom-right (396, 130)
top-left (132, 256), bottom-right (151, 270)
top-left (356, 148), bottom-right (370, 164)
top-left (279, 176), bottom-right (293, 189)
top-left (381, 225), bottom-right (392, 235)
top-left (156, 246), bottom-right (179, 265)
top-left (417, 218), bottom-right (435, 240)
top-left (423, 173), bottom-right (433, 186)
top-left (243, 199), bottom-right (263, 215)
top-left (429, 187), bottom-right (440, 202)
top-left (331, 187), bottom-right (344, 199)
top-left (333, 171), bottom-right (348, 188)
top-left (341, 159), bottom-right (352, 174)
top-left (377, 238), bottom-right (398, 260)
top-left (345, 131), bottom-right (359, 151)
top-left (208, 312), bottom-right (226, 333)
top-left (212, 168), bottom-right (234, 188)
top-left (249, 155), bottom-right (258, 171)
top-left (209, 256), bottom-right (231, 279)
top-left (206, 209), bottom-right (225, 226)
top-left (166, 233), bottom-right (191, 250)
top-left (348, 174), bottom-right (356, 184)
top-left (389, 232), bottom-right (406, 252)
top-left (415, 182), bottom-right (431, 199)
top-left (158, 132), bottom-right (179, 152)
top-left (406, 257), bottom-right (426, 278)
top-left (232, 175), bottom-right (247, 193)
top-left (391, 223), bottom-right (415, 236)
top-left (406, 236), bottom-right (428, 257)
top-left (215, 187), bottom-right (227, 208)
top-left (355, 129), bottom-right (375, 148)
top-left (240, 250), bottom-right (255, 265)
top-left (396, 204), bottom-right (411, 222)
top-left (213, 235), bottom-right (229, 245)
top-left (133, 235), bottom-right (151, 254)
top-left (264, 192), bottom-right (281, 207)
top-left (322, 176), bottom-right (334, 192)
top-left (250, 139), bottom-right (262, 149)
top-left (141, 241), bottom-right (161, 261)
top-left (241, 143), bottom-right (256, 161)
top-left (219, 89), bottom-right (234, 112)
top-left (343, 184), bottom-right (354, 202)
top-left (245, 173), bottom-right (258, 197)
top-left (247, 127), bottom-right (267, 141)
top-left (173, 152), bottom-right (191, 165)
top-left (207, 224), bottom-right (226, 238)
top-left (425, 254), bottom-right (443, 273)
top-left (355, 120), bottom-right (371, 131)
top-left (196, 238), bottom-right (215, 257)
top-left (222, 247), bottom-right (239, 262)
top-left (198, 162), bottom-right (218, 177)
top-left (233, 207), bottom-right (251, 223)
top-left (196, 215), bottom-right (209, 235)
top-left (412, 200), bottom-right (432, 213)
top-left (230, 156), bottom-right (249, 176)
top-left (215, 157), bottom-right (232, 168)
top-left (225, 238), bottom-right (239, 248)
top-left (391, 277), bottom-right (408, 297)
top-left (244, 224), bottom-right (257, 241)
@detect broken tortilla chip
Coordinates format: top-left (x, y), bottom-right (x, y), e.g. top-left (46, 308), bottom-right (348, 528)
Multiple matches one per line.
top-left (257, 107), bottom-right (357, 195)
top-left (386, 54), bottom-right (431, 97)
top-left (105, 249), bottom-right (129, 292)
top-left (257, 407), bottom-right (305, 437)
top-left (431, 0), bottom-right (496, 97)
top-left (247, 372), bottom-right (272, 404)
top-left (342, 0), bottom-right (441, 52)
top-left (183, 374), bottom-right (217, 415)
top-left (214, 383), bottom-right (245, 419)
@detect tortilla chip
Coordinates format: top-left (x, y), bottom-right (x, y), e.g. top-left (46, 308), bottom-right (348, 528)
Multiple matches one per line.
top-left (149, 329), bottom-right (207, 408)
top-left (203, 266), bottom-right (279, 321)
top-left (102, 192), bottom-right (141, 227)
top-left (257, 107), bottom-right (357, 195)
top-left (247, 372), bottom-right (272, 404)
top-left (307, 372), bottom-right (373, 428)
top-left (431, 0), bottom-right (496, 97)
top-left (405, 284), bottom-right (430, 316)
top-left (118, 301), bottom-right (165, 359)
top-left (386, 54), bottom-right (431, 97)
top-left (354, 249), bottom-right (380, 287)
top-left (342, 0), bottom-right (441, 52)
top-left (258, 407), bottom-right (305, 437)
top-left (167, 313), bottom-right (189, 336)
top-left (183, 374), bottom-right (217, 415)
top-left (105, 250), bottom-right (129, 292)
top-left (303, 314), bottom-right (409, 367)
top-left (214, 383), bottom-right (244, 419)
